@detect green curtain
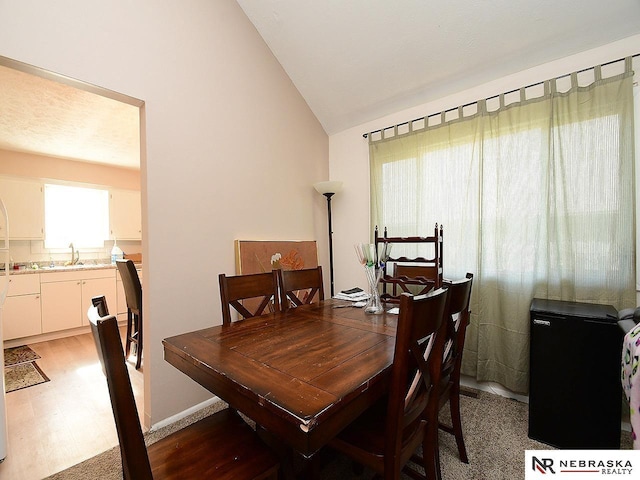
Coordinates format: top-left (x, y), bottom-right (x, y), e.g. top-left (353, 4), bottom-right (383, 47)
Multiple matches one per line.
top-left (369, 59), bottom-right (635, 393)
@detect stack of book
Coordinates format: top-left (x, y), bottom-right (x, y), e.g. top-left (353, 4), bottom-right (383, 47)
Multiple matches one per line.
top-left (333, 287), bottom-right (369, 302)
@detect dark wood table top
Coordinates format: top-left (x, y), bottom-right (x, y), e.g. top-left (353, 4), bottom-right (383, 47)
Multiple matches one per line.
top-left (162, 299), bottom-right (398, 457)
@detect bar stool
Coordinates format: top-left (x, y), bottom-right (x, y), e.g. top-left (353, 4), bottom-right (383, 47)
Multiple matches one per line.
top-left (116, 259), bottom-right (143, 369)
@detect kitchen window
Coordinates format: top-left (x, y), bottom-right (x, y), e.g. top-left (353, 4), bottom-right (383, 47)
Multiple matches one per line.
top-left (44, 184), bottom-right (109, 249)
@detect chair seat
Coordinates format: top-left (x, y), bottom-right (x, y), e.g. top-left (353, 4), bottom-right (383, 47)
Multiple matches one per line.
top-left (148, 408), bottom-right (279, 480)
top-left (331, 397), bottom-right (424, 460)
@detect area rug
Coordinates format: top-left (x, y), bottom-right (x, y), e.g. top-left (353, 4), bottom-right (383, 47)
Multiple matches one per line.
top-left (4, 345), bottom-right (49, 393)
top-left (5, 362), bottom-right (50, 392)
top-left (4, 345), bottom-right (41, 367)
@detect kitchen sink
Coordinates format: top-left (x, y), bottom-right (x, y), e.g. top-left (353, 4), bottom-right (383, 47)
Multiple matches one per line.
top-left (40, 263), bottom-right (109, 270)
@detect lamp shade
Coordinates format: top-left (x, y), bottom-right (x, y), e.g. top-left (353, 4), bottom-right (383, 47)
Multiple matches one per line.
top-left (313, 180), bottom-right (343, 195)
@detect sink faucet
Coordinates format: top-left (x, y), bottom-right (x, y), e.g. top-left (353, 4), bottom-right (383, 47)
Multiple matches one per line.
top-left (68, 242), bottom-right (80, 265)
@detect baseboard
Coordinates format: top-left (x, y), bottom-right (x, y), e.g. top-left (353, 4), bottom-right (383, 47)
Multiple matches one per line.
top-left (460, 375), bottom-right (529, 403)
top-left (3, 319), bottom-right (128, 349)
top-left (149, 396), bottom-right (223, 432)
top-left (461, 375), bottom-right (633, 434)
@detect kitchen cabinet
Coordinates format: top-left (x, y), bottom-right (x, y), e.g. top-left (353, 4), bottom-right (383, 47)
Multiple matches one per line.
top-left (0, 177), bottom-right (44, 240)
top-left (109, 189), bottom-right (141, 241)
top-left (40, 269), bottom-right (116, 333)
top-left (2, 274), bottom-right (41, 340)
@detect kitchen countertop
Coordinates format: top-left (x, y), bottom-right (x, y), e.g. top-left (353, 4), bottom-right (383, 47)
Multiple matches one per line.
top-left (4, 263), bottom-right (142, 275)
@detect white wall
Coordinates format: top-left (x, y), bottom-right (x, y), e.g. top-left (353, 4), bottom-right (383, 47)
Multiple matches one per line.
top-left (0, 1), bottom-right (329, 425)
top-left (329, 35), bottom-right (640, 294)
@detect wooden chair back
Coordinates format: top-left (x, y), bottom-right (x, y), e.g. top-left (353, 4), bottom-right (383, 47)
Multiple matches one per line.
top-left (88, 304), bottom-right (280, 480)
top-left (384, 288), bottom-right (449, 475)
top-left (87, 305), bottom-right (153, 480)
top-left (219, 271), bottom-right (280, 325)
top-left (328, 288), bottom-right (450, 479)
top-left (116, 259), bottom-right (142, 314)
top-left (277, 266), bottom-right (324, 311)
top-left (116, 259), bottom-right (143, 369)
top-left (441, 273), bottom-right (474, 384)
top-left (412, 273), bottom-right (474, 475)
top-left (375, 224), bottom-right (444, 303)
top-left (91, 294), bottom-right (111, 317)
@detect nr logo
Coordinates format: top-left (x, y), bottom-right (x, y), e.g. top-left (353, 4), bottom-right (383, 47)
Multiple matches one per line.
top-left (532, 457), bottom-right (555, 474)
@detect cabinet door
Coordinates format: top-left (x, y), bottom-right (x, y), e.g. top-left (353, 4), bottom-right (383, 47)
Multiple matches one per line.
top-left (41, 280), bottom-right (82, 333)
top-left (0, 177), bottom-right (44, 239)
top-left (3, 294), bottom-right (42, 340)
top-left (109, 190), bottom-right (141, 240)
top-left (81, 277), bottom-right (117, 325)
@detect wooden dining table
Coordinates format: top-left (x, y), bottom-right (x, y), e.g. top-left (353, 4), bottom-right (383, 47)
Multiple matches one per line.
top-left (162, 299), bottom-right (398, 461)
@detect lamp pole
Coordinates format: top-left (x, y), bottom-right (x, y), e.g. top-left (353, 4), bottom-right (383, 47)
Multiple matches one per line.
top-left (313, 181), bottom-right (343, 298)
top-left (324, 192), bottom-right (336, 297)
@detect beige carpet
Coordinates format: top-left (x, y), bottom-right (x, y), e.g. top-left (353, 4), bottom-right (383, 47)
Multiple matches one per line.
top-left (45, 390), bottom-right (633, 480)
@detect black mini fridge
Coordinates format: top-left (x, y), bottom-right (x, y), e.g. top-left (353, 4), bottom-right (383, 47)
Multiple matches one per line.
top-left (528, 298), bottom-right (621, 449)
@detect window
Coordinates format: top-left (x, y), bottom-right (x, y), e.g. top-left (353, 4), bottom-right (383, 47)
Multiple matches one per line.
top-left (44, 184), bottom-right (109, 249)
top-left (369, 65), bottom-right (635, 394)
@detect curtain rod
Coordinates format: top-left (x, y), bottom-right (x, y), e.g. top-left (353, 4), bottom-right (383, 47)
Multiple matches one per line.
top-left (362, 53), bottom-right (639, 139)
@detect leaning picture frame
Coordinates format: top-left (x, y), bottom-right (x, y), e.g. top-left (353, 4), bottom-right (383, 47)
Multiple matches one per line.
top-left (234, 240), bottom-right (318, 275)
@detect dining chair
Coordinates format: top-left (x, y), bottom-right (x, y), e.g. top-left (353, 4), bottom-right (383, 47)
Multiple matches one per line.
top-left (219, 271), bottom-right (280, 325)
top-left (374, 224), bottom-right (444, 303)
top-left (411, 272), bottom-right (474, 480)
top-left (91, 294), bottom-right (110, 317)
top-left (328, 288), bottom-right (450, 480)
top-left (277, 266), bottom-right (324, 311)
top-left (87, 304), bottom-right (280, 480)
top-left (116, 259), bottom-right (143, 369)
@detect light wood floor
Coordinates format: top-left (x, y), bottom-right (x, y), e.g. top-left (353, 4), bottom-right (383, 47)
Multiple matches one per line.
top-left (0, 327), bottom-right (143, 480)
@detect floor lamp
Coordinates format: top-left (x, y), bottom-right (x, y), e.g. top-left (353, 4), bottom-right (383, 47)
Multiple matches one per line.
top-left (313, 180), bottom-right (342, 297)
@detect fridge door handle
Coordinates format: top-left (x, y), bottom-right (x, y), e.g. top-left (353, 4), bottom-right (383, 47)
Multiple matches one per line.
top-left (533, 319), bottom-right (552, 327)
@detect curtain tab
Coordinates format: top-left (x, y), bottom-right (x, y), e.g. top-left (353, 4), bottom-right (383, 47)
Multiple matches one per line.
top-left (519, 87), bottom-right (526, 103)
top-left (571, 72), bottom-right (578, 89)
top-left (594, 65), bottom-right (602, 82)
top-left (478, 99), bottom-right (487, 115)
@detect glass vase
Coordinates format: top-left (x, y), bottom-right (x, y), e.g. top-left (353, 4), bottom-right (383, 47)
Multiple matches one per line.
top-left (364, 265), bottom-right (384, 314)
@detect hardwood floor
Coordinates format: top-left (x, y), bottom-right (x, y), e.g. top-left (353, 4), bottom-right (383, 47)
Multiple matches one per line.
top-left (0, 327), bottom-right (143, 480)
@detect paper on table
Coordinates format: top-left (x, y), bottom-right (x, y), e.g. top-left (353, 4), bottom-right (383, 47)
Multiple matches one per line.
top-left (387, 307), bottom-right (399, 314)
top-left (333, 288), bottom-right (370, 302)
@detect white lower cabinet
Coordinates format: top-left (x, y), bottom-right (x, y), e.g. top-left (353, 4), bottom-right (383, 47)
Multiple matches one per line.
top-left (3, 274), bottom-right (42, 340)
top-left (41, 280), bottom-right (82, 332)
top-left (40, 269), bottom-right (116, 334)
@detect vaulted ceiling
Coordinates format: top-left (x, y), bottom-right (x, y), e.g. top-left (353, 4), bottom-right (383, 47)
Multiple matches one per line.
top-left (1, 1), bottom-right (639, 168)
top-left (237, 0), bottom-right (640, 134)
